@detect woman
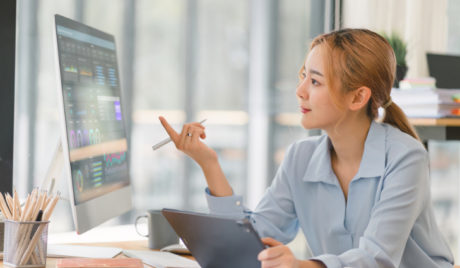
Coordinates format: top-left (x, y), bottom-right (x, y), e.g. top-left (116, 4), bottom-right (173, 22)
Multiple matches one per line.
top-left (159, 29), bottom-right (454, 268)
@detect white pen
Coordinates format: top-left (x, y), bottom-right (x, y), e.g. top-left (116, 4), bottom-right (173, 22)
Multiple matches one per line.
top-left (153, 119), bottom-right (207, 150)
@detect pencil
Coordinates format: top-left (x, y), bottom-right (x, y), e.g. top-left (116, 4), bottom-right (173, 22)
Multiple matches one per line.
top-left (40, 191), bottom-right (47, 210)
top-left (43, 191), bottom-right (60, 221)
top-left (44, 193), bottom-right (53, 210)
top-left (14, 186), bottom-right (22, 216)
top-left (20, 192), bottom-right (60, 265)
top-left (14, 193), bottom-right (39, 263)
top-left (20, 194), bottom-right (30, 222)
top-left (0, 194), bottom-right (8, 220)
top-left (0, 193), bottom-right (11, 220)
top-left (8, 193), bottom-right (31, 261)
top-left (12, 192), bottom-right (16, 221)
top-left (15, 193), bottom-right (37, 263)
top-left (6, 193), bottom-right (14, 217)
top-left (8, 193), bottom-right (28, 261)
top-left (33, 192), bottom-right (45, 221)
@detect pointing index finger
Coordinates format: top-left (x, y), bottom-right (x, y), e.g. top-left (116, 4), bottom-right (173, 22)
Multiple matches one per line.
top-left (159, 117), bottom-right (180, 144)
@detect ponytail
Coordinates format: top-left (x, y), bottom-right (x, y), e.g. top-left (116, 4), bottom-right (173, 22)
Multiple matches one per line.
top-left (382, 103), bottom-right (421, 142)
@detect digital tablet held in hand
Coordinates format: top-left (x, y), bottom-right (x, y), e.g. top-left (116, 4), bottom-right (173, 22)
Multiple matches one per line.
top-left (162, 209), bottom-right (266, 268)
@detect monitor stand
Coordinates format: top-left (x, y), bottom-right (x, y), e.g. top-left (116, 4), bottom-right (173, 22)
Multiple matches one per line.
top-left (40, 137), bottom-right (64, 194)
top-left (40, 139), bottom-right (123, 258)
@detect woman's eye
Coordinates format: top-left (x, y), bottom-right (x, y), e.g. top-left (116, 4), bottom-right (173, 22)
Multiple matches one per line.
top-left (301, 72), bottom-right (306, 78)
top-left (312, 79), bottom-right (319, 85)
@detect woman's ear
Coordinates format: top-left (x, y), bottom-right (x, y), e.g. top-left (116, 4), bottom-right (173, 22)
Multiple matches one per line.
top-left (349, 86), bottom-right (371, 111)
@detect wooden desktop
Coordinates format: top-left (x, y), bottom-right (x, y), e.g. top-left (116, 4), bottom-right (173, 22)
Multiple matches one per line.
top-left (1, 240), bottom-right (458, 268)
top-left (404, 118), bottom-right (460, 144)
top-left (409, 118), bottom-right (460, 126)
top-left (0, 241), bottom-right (195, 268)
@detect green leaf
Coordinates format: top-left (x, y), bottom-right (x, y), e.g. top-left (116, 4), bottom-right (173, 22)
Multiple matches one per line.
top-left (380, 31), bottom-right (407, 68)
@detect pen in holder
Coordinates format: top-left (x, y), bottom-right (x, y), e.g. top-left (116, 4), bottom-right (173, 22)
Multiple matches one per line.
top-left (3, 220), bottom-right (50, 267)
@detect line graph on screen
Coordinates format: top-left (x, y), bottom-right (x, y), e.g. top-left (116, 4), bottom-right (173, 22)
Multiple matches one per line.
top-left (103, 149), bottom-right (127, 174)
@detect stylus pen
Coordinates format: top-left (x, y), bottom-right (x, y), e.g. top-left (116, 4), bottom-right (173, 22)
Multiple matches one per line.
top-left (153, 119), bottom-right (207, 151)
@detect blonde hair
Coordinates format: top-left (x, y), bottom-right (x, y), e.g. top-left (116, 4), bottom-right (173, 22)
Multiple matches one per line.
top-left (302, 28), bottom-right (420, 142)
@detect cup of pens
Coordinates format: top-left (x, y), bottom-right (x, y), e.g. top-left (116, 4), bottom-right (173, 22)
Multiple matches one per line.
top-left (0, 188), bottom-right (60, 267)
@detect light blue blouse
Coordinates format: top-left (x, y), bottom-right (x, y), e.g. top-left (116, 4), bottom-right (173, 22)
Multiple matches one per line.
top-left (205, 120), bottom-right (454, 268)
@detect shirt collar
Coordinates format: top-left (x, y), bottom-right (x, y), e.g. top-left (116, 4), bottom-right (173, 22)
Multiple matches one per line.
top-left (303, 120), bottom-right (387, 184)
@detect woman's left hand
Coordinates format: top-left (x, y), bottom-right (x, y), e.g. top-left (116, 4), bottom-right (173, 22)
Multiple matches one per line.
top-left (258, 237), bottom-right (302, 268)
top-left (258, 238), bottom-right (327, 268)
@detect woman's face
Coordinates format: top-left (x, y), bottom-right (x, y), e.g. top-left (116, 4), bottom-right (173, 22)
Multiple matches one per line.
top-left (296, 45), bottom-right (344, 131)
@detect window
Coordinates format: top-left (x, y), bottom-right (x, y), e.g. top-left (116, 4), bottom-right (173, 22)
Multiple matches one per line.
top-left (15, 0), bottom-right (327, 258)
top-left (447, 0), bottom-right (460, 54)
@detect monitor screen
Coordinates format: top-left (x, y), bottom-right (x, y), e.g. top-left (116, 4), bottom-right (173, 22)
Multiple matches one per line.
top-left (427, 53), bottom-right (460, 89)
top-left (55, 15), bottom-right (130, 205)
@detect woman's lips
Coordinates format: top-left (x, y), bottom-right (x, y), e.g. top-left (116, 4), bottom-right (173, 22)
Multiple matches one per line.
top-left (300, 107), bottom-right (311, 114)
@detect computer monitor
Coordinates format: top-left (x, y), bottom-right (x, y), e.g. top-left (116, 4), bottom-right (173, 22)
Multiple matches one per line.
top-left (52, 15), bottom-right (132, 234)
top-left (427, 53), bottom-right (460, 89)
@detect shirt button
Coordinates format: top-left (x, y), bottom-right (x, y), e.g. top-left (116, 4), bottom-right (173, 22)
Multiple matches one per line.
top-left (236, 201), bottom-right (241, 206)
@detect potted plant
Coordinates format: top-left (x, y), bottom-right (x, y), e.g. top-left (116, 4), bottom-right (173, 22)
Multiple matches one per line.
top-left (381, 32), bottom-right (408, 88)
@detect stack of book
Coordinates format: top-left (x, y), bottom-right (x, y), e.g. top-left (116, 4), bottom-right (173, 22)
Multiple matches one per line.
top-left (380, 87), bottom-right (460, 118)
top-left (399, 77), bottom-right (436, 90)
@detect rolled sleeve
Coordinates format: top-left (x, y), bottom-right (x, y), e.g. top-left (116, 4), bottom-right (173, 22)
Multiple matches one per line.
top-left (310, 254), bottom-right (347, 268)
top-left (205, 187), bottom-right (245, 218)
top-left (204, 143), bottom-right (299, 244)
top-left (310, 248), bottom-right (378, 268)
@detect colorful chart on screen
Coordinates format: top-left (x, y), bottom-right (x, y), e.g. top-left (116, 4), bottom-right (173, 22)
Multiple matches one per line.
top-left (74, 170), bottom-right (84, 192)
top-left (56, 19), bottom-right (130, 205)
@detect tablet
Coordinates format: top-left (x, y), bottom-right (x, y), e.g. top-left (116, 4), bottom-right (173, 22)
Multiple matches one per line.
top-left (162, 209), bottom-right (265, 268)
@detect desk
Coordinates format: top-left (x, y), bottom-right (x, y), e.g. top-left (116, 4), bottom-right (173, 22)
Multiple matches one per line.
top-left (408, 118), bottom-right (460, 145)
top-left (1, 240), bottom-right (458, 268)
top-left (0, 241), bottom-right (460, 268)
top-left (375, 118), bottom-right (460, 142)
top-left (409, 118), bottom-right (460, 127)
top-left (0, 241), bottom-right (195, 268)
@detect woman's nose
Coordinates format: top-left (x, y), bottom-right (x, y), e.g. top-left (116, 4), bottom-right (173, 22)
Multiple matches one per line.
top-left (296, 79), bottom-right (309, 100)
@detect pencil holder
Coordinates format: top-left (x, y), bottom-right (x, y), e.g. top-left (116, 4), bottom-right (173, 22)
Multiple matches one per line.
top-left (3, 220), bottom-right (50, 267)
top-left (0, 212), bottom-right (5, 252)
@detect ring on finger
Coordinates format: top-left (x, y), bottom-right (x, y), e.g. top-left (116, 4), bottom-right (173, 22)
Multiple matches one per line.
top-left (187, 133), bottom-right (192, 137)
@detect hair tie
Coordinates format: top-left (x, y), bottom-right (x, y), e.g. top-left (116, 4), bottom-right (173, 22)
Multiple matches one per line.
top-left (381, 97), bottom-right (393, 109)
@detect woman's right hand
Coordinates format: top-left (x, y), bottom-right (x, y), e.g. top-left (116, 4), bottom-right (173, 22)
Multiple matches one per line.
top-left (159, 117), bottom-right (218, 167)
top-left (159, 116), bottom-right (233, 197)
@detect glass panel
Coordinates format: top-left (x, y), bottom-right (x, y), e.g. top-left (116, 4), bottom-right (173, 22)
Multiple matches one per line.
top-left (272, 0), bottom-right (313, 259)
top-left (129, 0), bottom-right (187, 217)
top-left (189, 0), bottom-right (249, 211)
top-left (447, 0), bottom-right (460, 54)
top-left (16, 0), bottom-right (82, 233)
top-left (271, 0), bottom-right (312, 180)
top-left (428, 140), bottom-right (460, 262)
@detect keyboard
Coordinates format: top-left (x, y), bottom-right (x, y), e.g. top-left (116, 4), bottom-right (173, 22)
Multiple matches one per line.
top-left (122, 250), bottom-right (201, 268)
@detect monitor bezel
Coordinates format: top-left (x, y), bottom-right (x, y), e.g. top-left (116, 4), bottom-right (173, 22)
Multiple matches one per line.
top-left (53, 14), bottom-right (132, 234)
